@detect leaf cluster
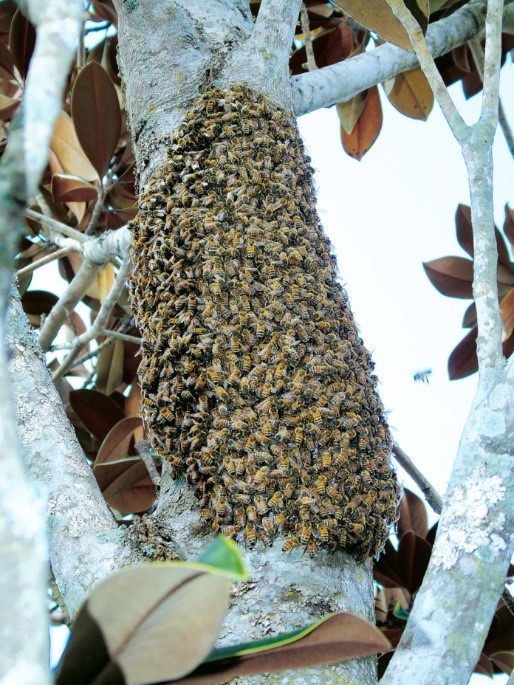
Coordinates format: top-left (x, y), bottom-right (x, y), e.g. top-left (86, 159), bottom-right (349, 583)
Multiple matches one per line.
top-left (424, 204), bottom-right (514, 379)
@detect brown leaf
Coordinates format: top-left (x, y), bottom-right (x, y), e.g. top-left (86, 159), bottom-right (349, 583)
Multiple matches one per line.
top-left (0, 92), bottom-right (19, 120)
top-left (71, 61), bottom-right (122, 177)
top-left (397, 531), bottom-right (432, 594)
top-left (173, 614), bottom-right (391, 685)
top-left (69, 388), bottom-right (125, 442)
top-left (448, 326), bottom-right (478, 380)
top-left (462, 302), bottom-right (476, 328)
top-left (9, 9), bottom-right (35, 80)
top-left (456, 203), bottom-right (513, 272)
top-left (93, 416), bottom-right (155, 513)
top-left (500, 288), bottom-right (514, 340)
top-left (56, 562), bottom-right (235, 685)
top-left (490, 650), bottom-right (514, 674)
top-left (332, 0), bottom-right (429, 51)
top-left (451, 44), bottom-right (471, 72)
top-left (51, 173), bottom-right (98, 204)
top-left (340, 86), bottom-right (382, 160)
top-left (96, 338), bottom-right (124, 396)
top-left (373, 539), bottom-right (406, 589)
top-left (423, 256), bottom-right (474, 298)
top-left (383, 67), bottom-right (433, 120)
top-left (337, 90), bottom-right (367, 134)
top-left (397, 488), bottom-right (429, 538)
top-left (50, 112), bottom-right (98, 182)
top-left (21, 289), bottom-right (59, 327)
top-left (474, 652), bottom-right (494, 676)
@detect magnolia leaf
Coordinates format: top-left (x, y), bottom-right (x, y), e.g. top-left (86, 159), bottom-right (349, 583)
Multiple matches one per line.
top-left (0, 92), bottom-right (19, 120)
top-left (340, 86), bottom-right (382, 160)
top-left (397, 488), bottom-right (429, 538)
top-left (56, 539), bottom-right (246, 685)
top-left (72, 61), bottom-right (122, 177)
top-left (373, 539), bottom-right (405, 588)
top-left (171, 613), bottom-right (391, 685)
top-left (423, 256), bottom-right (473, 298)
top-left (500, 288), bottom-right (514, 340)
top-left (490, 651), bottom-right (514, 673)
top-left (52, 173), bottom-right (98, 204)
top-left (383, 67), bottom-right (433, 120)
top-left (397, 531), bottom-right (432, 595)
top-left (456, 204), bottom-right (513, 271)
top-left (50, 112), bottom-right (98, 182)
top-left (462, 302), bottom-right (476, 328)
top-left (448, 326), bottom-right (478, 380)
top-left (96, 338), bottom-right (124, 396)
top-left (9, 9), bottom-right (35, 80)
top-left (332, 0), bottom-right (429, 51)
top-left (336, 90), bottom-right (368, 134)
top-left (69, 388), bottom-right (126, 442)
top-left (97, 263), bottom-right (116, 304)
top-left (93, 416), bottom-right (155, 513)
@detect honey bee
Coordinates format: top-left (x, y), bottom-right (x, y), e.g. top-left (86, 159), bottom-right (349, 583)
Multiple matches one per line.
top-left (326, 484), bottom-right (339, 500)
top-left (361, 469), bottom-right (373, 486)
top-left (200, 508), bottom-right (213, 521)
top-left (350, 522), bottom-right (365, 534)
top-left (235, 506), bottom-right (246, 526)
top-left (215, 499), bottom-right (228, 519)
top-left (244, 524), bottom-right (257, 546)
top-left (283, 481), bottom-right (295, 499)
top-left (246, 505), bottom-right (257, 523)
top-left (233, 493), bottom-right (251, 504)
top-left (315, 476), bottom-right (326, 495)
top-left (300, 524), bottom-right (312, 545)
top-left (282, 536), bottom-right (300, 553)
top-left (268, 491), bottom-right (283, 511)
top-left (261, 516), bottom-right (275, 536)
top-left (294, 427), bottom-right (304, 445)
top-left (255, 494), bottom-right (268, 515)
top-left (160, 407), bottom-right (174, 422)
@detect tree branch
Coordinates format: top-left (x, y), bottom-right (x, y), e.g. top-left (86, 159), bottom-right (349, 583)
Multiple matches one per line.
top-left (291, 1), bottom-right (499, 116)
top-left (392, 444), bottom-right (443, 515)
top-left (52, 257), bottom-right (131, 382)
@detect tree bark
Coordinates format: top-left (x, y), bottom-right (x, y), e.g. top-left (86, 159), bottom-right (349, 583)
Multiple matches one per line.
top-left (115, 1), bottom-right (381, 684)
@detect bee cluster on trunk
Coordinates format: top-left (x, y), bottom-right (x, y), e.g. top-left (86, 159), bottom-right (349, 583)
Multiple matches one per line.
top-left (130, 83), bottom-right (400, 560)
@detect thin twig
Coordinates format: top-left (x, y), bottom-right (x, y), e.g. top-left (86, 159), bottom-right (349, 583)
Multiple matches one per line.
top-left (100, 328), bottom-right (141, 345)
top-left (300, 3), bottom-right (317, 71)
top-left (16, 245), bottom-right (76, 278)
top-left (52, 258), bottom-right (131, 382)
top-left (386, 0), bottom-right (467, 139)
top-left (38, 258), bottom-right (102, 352)
top-left (468, 38), bottom-right (514, 157)
top-left (135, 439), bottom-right (161, 487)
top-left (25, 208), bottom-right (87, 244)
top-left (85, 182), bottom-right (106, 236)
top-left (392, 443), bottom-right (443, 515)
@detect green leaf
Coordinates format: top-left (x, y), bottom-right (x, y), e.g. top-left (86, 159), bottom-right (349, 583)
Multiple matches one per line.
top-left (172, 613), bottom-right (391, 685)
top-left (197, 536), bottom-right (248, 579)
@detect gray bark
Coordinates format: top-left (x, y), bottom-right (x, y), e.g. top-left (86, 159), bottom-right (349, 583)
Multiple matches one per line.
top-left (7, 289), bottom-right (133, 618)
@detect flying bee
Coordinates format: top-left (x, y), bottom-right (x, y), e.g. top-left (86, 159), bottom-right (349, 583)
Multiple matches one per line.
top-left (282, 536), bottom-right (300, 553)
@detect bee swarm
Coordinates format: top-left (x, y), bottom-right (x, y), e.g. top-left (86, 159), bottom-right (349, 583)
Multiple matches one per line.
top-left (130, 83), bottom-right (400, 560)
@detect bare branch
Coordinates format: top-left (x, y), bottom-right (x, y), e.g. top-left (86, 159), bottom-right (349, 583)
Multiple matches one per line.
top-left (16, 246), bottom-right (76, 278)
top-left (38, 258), bottom-right (102, 352)
top-left (392, 444), bottom-right (443, 515)
top-left (25, 208), bottom-right (87, 245)
top-left (100, 328), bottom-right (141, 345)
top-left (52, 258), bottom-right (132, 382)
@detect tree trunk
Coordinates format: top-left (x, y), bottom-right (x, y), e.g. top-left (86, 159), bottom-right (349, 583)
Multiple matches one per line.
top-left (115, 2), bottom-right (400, 684)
